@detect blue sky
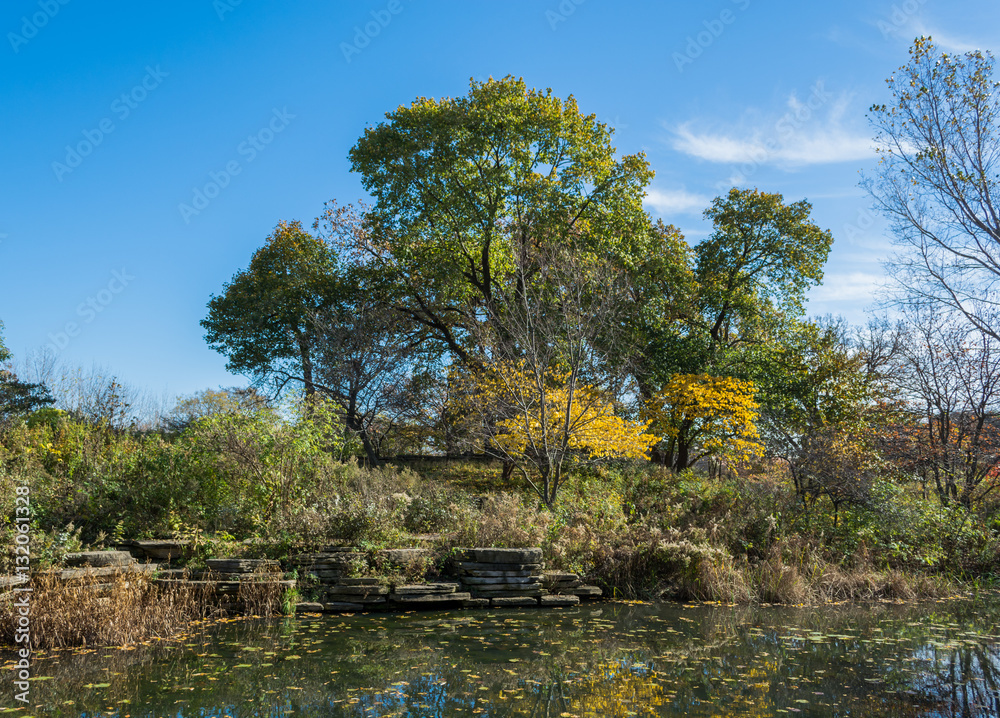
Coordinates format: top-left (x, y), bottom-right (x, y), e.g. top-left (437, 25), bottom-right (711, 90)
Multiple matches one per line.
top-left (2, 0), bottom-right (998, 403)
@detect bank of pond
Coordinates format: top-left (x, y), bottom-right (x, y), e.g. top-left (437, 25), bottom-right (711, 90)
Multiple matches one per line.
top-left (2, 594), bottom-right (1000, 716)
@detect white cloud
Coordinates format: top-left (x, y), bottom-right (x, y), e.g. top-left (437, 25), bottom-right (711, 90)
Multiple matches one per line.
top-left (808, 272), bottom-right (884, 304)
top-left (908, 22), bottom-right (982, 53)
top-left (668, 85), bottom-right (874, 169)
top-left (643, 187), bottom-right (710, 215)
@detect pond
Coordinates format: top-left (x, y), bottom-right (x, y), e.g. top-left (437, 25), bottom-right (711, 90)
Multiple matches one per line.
top-left (2, 595), bottom-right (1000, 717)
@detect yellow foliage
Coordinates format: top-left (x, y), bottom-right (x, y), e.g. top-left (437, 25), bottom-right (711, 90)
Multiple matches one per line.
top-left (467, 361), bottom-right (658, 464)
top-left (646, 373), bottom-right (762, 464)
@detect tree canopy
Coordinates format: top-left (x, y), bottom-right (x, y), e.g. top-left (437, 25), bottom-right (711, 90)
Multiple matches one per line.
top-left (347, 75), bottom-right (656, 362)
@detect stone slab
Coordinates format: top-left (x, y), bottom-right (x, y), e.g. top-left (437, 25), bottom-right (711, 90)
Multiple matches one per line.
top-left (323, 602), bottom-right (366, 612)
top-left (491, 596), bottom-right (539, 607)
top-left (394, 583), bottom-right (459, 595)
top-left (323, 593), bottom-right (387, 604)
top-left (540, 594), bottom-right (580, 606)
top-left (321, 585), bottom-right (387, 596)
top-left (461, 576), bottom-right (540, 585)
top-left (471, 587), bottom-right (545, 598)
top-left (568, 585), bottom-right (602, 597)
top-left (331, 577), bottom-right (381, 586)
top-left (64, 551), bottom-right (136, 568)
top-left (130, 540), bottom-right (190, 560)
top-left (461, 569), bottom-right (538, 578)
top-left (464, 548), bottom-right (542, 564)
top-left (389, 592), bottom-right (472, 603)
top-left (294, 602), bottom-right (324, 613)
top-left (453, 561), bottom-right (542, 572)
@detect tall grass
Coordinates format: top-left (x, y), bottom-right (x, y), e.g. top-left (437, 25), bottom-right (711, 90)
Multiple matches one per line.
top-left (0, 569), bottom-right (289, 650)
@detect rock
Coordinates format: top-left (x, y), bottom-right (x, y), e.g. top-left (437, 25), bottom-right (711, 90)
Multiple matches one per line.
top-left (64, 551), bottom-right (136, 568)
top-left (323, 593), bottom-right (386, 604)
top-left (461, 569), bottom-right (538, 578)
top-left (461, 548), bottom-right (543, 565)
top-left (323, 602), bottom-right (366, 612)
top-left (461, 576), bottom-right (540, 585)
top-left (328, 577), bottom-right (381, 586)
top-left (294, 602), bottom-right (324, 613)
top-left (491, 596), bottom-right (539, 607)
top-left (321, 585), bottom-right (387, 596)
top-left (389, 592), bottom-right (472, 603)
top-left (453, 561), bottom-right (542, 572)
top-left (131, 540), bottom-right (190, 561)
top-left (568, 585), bottom-right (603, 597)
top-left (470, 587), bottom-right (545, 598)
top-left (393, 583), bottom-right (459, 595)
top-left (540, 594), bottom-right (580, 606)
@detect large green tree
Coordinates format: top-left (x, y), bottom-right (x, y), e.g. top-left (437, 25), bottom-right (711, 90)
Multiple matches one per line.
top-left (346, 75), bottom-right (656, 364)
top-left (694, 188), bottom-right (834, 373)
top-left (202, 220), bottom-right (339, 398)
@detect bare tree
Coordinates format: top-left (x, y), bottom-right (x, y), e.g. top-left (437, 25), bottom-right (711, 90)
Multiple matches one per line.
top-left (865, 38), bottom-right (1000, 339)
top-left (463, 242), bottom-right (652, 507)
top-left (884, 307), bottom-right (1000, 507)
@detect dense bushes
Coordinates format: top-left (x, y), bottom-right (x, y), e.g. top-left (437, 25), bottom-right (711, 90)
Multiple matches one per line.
top-left (1, 406), bottom-right (999, 601)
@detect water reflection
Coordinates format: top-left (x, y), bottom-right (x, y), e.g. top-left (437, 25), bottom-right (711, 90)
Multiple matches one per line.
top-left (2, 597), bottom-right (999, 716)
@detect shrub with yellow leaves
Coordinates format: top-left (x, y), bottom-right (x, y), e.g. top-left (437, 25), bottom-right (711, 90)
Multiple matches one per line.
top-left (645, 373), bottom-right (762, 472)
top-left (463, 360), bottom-right (657, 508)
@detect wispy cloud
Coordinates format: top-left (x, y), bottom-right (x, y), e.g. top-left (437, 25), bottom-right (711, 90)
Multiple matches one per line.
top-left (668, 86), bottom-right (874, 169)
top-left (644, 187), bottom-right (710, 215)
top-left (808, 271), bottom-right (884, 304)
top-left (909, 22), bottom-right (982, 53)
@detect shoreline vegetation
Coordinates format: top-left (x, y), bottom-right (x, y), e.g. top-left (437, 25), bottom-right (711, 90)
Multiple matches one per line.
top-left (0, 435), bottom-right (988, 650)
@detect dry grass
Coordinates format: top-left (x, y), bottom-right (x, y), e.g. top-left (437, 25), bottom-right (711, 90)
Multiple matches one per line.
top-left (684, 540), bottom-right (957, 605)
top-left (0, 569), bottom-right (291, 650)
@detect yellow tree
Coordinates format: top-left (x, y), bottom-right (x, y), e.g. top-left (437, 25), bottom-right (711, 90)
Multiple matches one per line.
top-left (646, 373), bottom-right (761, 472)
top-left (465, 360), bottom-right (657, 508)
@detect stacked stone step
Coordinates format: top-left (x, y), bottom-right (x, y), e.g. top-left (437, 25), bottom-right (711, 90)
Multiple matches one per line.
top-left (322, 577), bottom-right (388, 611)
top-left (57, 551), bottom-right (155, 590)
top-left (64, 551), bottom-right (137, 568)
top-left (285, 547), bottom-right (363, 585)
top-left (126, 540), bottom-right (191, 562)
top-left (541, 571), bottom-right (600, 602)
top-left (451, 548), bottom-right (547, 607)
top-left (390, 582), bottom-right (472, 608)
top-left (203, 558), bottom-right (283, 589)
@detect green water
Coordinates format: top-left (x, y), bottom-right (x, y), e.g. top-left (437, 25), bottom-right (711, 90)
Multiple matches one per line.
top-left (3, 596), bottom-right (1000, 717)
